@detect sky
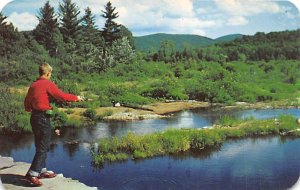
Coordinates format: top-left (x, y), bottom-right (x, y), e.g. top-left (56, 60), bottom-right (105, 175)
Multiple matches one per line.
top-left (0, 0), bottom-right (299, 39)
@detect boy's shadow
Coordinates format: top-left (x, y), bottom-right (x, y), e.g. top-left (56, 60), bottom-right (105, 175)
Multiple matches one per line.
top-left (1, 174), bottom-right (35, 187)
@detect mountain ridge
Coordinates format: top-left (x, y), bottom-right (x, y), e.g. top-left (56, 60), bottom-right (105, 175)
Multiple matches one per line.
top-left (134, 33), bottom-right (243, 51)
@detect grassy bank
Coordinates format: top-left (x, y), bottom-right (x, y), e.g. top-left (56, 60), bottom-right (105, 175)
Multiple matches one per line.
top-left (92, 115), bottom-right (300, 166)
top-left (1, 78), bottom-right (299, 134)
top-left (1, 58), bottom-right (299, 133)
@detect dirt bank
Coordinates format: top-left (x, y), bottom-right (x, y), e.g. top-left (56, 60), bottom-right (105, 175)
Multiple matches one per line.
top-left (60, 101), bottom-right (211, 121)
top-left (61, 100), bottom-right (299, 122)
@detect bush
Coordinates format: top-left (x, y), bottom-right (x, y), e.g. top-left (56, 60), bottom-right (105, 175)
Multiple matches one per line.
top-left (16, 112), bottom-right (31, 132)
top-left (0, 88), bottom-right (24, 131)
top-left (142, 75), bottom-right (186, 100)
top-left (133, 150), bottom-right (147, 159)
top-left (51, 106), bottom-right (68, 129)
top-left (82, 108), bottom-right (97, 120)
top-left (65, 117), bottom-right (82, 128)
top-left (116, 92), bottom-right (151, 105)
top-left (278, 115), bottom-right (297, 131)
top-left (97, 109), bottom-right (114, 120)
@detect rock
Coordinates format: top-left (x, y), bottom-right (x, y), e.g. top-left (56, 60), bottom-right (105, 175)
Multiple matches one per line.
top-left (64, 140), bottom-right (81, 145)
top-left (235, 102), bottom-right (248, 106)
top-left (105, 112), bottom-right (166, 121)
top-left (114, 102), bottom-right (121, 107)
top-left (297, 118), bottom-right (300, 124)
top-left (165, 100), bottom-right (175, 103)
top-left (0, 156), bottom-right (14, 170)
top-left (0, 157), bottom-right (97, 190)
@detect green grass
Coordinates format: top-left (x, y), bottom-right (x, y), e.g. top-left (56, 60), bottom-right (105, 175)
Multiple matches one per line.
top-left (1, 60), bottom-right (299, 133)
top-left (92, 115), bottom-right (300, 166)
top-left (55, 60), bottom-right (299, 106)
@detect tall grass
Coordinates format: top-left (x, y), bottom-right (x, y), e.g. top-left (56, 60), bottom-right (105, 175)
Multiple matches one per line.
top-left (92, 115), bottom-right (299, 166)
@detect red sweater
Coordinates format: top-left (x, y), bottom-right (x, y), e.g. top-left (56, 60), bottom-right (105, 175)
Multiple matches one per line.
top-left (24, 78), bottom-right (78, 112)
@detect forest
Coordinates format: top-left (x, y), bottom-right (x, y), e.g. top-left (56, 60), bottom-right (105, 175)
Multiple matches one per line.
top-left (0, 0), bottom-right (299, 132)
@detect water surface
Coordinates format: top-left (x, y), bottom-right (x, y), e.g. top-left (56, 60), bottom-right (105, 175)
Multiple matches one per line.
top-left (0, 108), bottom-right (299, 190)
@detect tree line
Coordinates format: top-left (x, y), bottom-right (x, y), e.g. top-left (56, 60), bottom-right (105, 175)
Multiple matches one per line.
top-left (144, 30), bottom-right (300, 63)
top-left (0, 0), bottom-right (299, 84)
top-left (0, 0), bottom-right (135, 82)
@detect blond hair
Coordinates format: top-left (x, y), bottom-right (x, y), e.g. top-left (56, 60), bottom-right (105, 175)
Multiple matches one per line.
top-left (39, 63), bottom-right (53, 76)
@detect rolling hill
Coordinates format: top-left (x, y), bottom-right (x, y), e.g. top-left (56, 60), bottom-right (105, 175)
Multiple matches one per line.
top-left (134, 33), bottom-right (243, 52)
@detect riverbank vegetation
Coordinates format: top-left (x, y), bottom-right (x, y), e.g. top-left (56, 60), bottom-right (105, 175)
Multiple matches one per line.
top-left (0, 0), bottom-right (299, 133)
top-left (92, 115), bottom-right (300, 166)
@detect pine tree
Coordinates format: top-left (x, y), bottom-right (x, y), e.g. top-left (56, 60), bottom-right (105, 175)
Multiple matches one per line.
top-left (101, 1), bottom-right (121, 46)
top-left (0, 12), bottom-right (21, 58)
top-left (118, 25), bottom-right (135, 49)
top-left (59, 0), bottom-right (81, 43)
top-left (111, 37), bottom-right (135, 65)
top-left (82, 7), bottom-right (96, 30)
top-left (33, 1), bottom-right (59, 56)
top-left (81, 7), bottom-right (103, 48)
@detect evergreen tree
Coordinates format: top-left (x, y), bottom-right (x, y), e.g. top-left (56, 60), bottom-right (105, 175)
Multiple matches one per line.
top-left (0, 12), bottom-right (22, 58)
top-left (158, 40), bottom-right (175, 62)
top-left (51, 27), bottom-right (67, 58)
top-left (101, 1), bottom-right (121, 46)
top-left (82, 7), bottom-right (96, 30)
top-left (90, 37), bottom-right (135, 73)
top-left (58, 0), bottom-right (81, 43)
top-left (111, 37), bottom-right (136, 65)
top-left (118, 25), bottom-right (135, 49)
top-left (33, 1), bottom-right (59, 56)
top-left (81, 7), bottom-right (104, 48)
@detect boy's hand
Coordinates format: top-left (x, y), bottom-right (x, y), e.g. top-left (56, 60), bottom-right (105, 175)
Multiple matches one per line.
top-left (77, 96), bottom-right (85, 101)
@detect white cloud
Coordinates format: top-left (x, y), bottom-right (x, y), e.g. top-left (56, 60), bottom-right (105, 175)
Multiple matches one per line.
top-left (168, 17), bottom-right (221, 34)
top-left (1, 0), bottom-right (224, 35)
top-left (4, 0), bottom-right (297, 37)
top-left (281, 5), bottom-right (300, 19)
top-left (227, 16), bottom-right (248, 26)
top-left (105, 0), bottom-right (218, 36)
top-left (196, 8), bottom-right (208, 15)
top-left (62, 0), bottom-right (210, 36)
top-left (6, 12), bottom-right (38, 31)
top-left (213, 0), bottom-right (283, 16)
top-left (111, 0), bottom-right (194, 17)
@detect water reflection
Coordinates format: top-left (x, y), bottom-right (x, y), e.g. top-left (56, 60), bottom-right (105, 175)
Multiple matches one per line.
top-left (0, 133), bottom-right (33, 155)
top-left (93, 136), bottom-right (300, 190)
top-left (63, 143), bottom-right (80, 158)
top-left (95, 108), bottom-right (299, 138)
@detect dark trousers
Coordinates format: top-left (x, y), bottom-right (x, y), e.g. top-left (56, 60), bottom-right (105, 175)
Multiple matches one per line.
top-left (27, 111), bottom-right (52, 176)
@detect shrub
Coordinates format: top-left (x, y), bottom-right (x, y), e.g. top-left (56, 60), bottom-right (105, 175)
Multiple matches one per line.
top-left (16, 112), bottom-right (31, 132)
top-left (0, 87), bottom-right (24, 131)
top-left (65, 117), bottom-right (82, 128)
top-left (217, 115), bottom-right (243, 127)
top-left (97, 109), bottom-right (114, 120)
top-left (133, 150), bottom-right (147, 159)
top-left (278, 115), bottom-right (297, 131)
top-left (82, 108), bottom-right (97, 120)
top-left (51, 107), bottom-right (68, 129)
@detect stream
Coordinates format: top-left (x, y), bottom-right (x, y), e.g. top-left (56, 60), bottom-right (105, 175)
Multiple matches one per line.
top-left (0, 108), bottom-right (299, 190)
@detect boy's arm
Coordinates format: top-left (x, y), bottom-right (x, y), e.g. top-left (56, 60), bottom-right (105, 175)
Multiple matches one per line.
top-left (47, 82), bottom-right (79, 102)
